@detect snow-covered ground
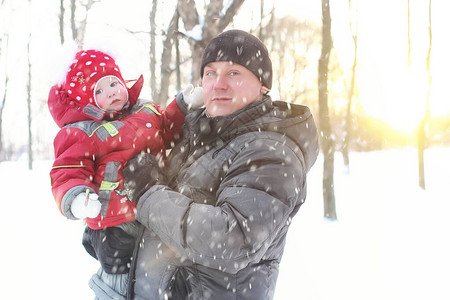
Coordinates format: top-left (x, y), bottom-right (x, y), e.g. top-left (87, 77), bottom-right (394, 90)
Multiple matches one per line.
top-left (1, 147), bottom-right (449, 300)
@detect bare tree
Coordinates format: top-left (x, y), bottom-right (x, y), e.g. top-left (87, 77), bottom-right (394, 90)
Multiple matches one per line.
top-left (175, 9), bottom-right (181, 91)
top-left (157, 11), bottom-right (178, 105)
top-left (59, 0), bottom-right (65, 44)
top-left (70, 0), bottom-right (76, 41)
top-left (0, 34), bottom-right (9, 161)
top-left (418, 0), bottom-right (432, 189)
top-left (155, 0), bottom-right (245, 105)
top-left (264, 3), bottom-right (275, 50)
top-left (191, 0), bottom-right (245, 81)
top-left (270, 16), bottom-right (319, 107)
top-left (407, 0), bottom-right (411, 66)
top-left (318, 0), bottom-right (337, 220)
top-left (200, 0), bottom-right (245, 48)
top-left (254, 1), bottom-right (275, 52)
top-left (70, 0), bottom-right (98, 48)
top-left (26, 29), bottom-right (33, 170)
top-left (149, 0), bottom-right (157, 100)
top-left (342, 0), bottom-right (358, 170)
top-left (259, 0), bottom-right (264, 40)
top-left (177, 0), bottom-right (199, 30)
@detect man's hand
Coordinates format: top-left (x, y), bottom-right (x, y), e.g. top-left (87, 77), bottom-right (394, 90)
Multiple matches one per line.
top-left (123, 153), bottom-right (166, 202)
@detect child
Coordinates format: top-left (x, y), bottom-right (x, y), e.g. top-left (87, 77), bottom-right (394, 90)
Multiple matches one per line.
top-left (48, 49), bottom-right (202, 299)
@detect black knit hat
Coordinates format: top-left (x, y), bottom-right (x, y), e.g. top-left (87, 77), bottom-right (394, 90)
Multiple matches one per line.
top-left (200, 29), bottom-right (273, 90)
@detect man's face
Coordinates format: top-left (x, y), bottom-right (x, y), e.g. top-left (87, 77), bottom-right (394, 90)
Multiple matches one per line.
top-left (202, 61), bottom-right (264, 117)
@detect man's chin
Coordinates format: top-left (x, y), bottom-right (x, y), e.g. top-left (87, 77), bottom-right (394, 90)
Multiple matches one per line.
top-left (207, 105), bottom-right (238, 117)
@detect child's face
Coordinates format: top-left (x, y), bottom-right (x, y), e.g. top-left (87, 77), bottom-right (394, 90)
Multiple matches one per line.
top-left (94, 76), bottom-right (128, 111)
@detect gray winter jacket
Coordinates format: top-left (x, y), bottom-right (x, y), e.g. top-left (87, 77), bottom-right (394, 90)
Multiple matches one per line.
top-left (132, 96), bottom-right (319, 300)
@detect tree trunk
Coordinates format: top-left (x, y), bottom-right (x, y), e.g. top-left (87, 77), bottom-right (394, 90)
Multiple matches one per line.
top-left (417, 119), bottom-right (426, 189)
top-left (259, 0), bottom-right (264, 40)
top-left (157, 11), bottom-right (178, 105)
top-left (26, 32), bottom-right (33, 170)
top-left (177, 0), bottom-right (244, 84)
top-left (149, 0), bottom-right (157, 100)
top-left (157, 0), bottom-right (245, 103)
top-left (70, 0), bottom-right (76, 41)
top-left (0, 77), bottom-right (7, 160)
top-left (59, 0), bottom-right (65, 44)
top-left (197, 0), bottom-right (245, 83)
top-left (407, 0), bottom-right (411, 66)
top-left (318, 0), bottom-right (337, 220)
top-left (177, 0), bottom-right (199, 30)
top-left (70, 0), bottom-right (96, 47)
top-left (175, 9), bottom-right (181, 91)
top-left (418, 0), bottom-right (432, 189)
top-left (342, 0), bottom-right (358, 171)
top-left (0, 34), bottom-right (8, 161)
top-left (76, 0), bottom-right (95, 44)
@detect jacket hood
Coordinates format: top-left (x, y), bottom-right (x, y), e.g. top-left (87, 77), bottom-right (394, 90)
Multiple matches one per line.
top-left (48, 75), bottom-right (143, 128)
top-left (185, 96), bottom-right (319, 172)
top-left (266, 100), bottom-right (319, 172)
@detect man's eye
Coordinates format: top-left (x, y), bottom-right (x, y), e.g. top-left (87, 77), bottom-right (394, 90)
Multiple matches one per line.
top-left (205, 71), bottom-right (215, 76)
top-left (229, 71), bottom-right (239, 76)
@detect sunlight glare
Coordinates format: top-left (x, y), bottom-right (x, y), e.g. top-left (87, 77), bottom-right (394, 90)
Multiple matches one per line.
top-left (354, 0), bottom-right (450, 134)
top-left (386, 66), bottom-right (428, 133)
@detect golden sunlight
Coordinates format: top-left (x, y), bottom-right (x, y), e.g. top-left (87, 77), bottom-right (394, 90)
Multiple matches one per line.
top-left (350, 0), bottom-right (450, 135)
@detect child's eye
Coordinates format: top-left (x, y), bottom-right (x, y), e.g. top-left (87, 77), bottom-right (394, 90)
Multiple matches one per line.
top-left (110, 81), bottom-right (117, 87)
top-left (95, 89), bottom-right (103, 95)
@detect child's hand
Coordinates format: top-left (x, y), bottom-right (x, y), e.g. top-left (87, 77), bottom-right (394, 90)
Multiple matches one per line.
top-left (71, 191), bottom-right (101, 219)
top-left (182, 84), bottom-right (203, 109)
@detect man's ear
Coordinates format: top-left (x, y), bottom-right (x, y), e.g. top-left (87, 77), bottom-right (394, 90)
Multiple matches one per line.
top-left (261, 86), bottom-right (270, 95)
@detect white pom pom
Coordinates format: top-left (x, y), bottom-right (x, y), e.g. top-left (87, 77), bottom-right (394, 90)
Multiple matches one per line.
top-left (83, 39), bottom-right (119, 60)
top-left (47, 40), bottom-right (80, 85)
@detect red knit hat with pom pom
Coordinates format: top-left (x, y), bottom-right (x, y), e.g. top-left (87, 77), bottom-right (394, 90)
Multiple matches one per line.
top-left (64, 49), bottom-right (128, 108)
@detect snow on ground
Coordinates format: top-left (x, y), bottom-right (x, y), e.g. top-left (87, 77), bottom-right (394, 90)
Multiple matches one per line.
top-left (1, 147), bottom-right (449, 300)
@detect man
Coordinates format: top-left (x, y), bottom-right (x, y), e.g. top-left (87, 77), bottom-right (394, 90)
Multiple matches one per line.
top-left (128, 29), bottom-right (319, 300)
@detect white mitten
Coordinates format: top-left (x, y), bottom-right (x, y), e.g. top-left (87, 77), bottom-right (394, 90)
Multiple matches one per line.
top-left (182, 84), bottom-right (203, 109)
top-left (71, 191), bottom-right (101, 219)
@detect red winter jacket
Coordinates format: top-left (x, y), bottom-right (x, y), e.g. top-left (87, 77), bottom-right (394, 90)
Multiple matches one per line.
top-left (49, 76), bottom-right (186, 229)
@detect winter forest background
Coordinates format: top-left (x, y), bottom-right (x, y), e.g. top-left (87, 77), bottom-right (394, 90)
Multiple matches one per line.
top-left (1, 0), bottom-right (449, 299)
